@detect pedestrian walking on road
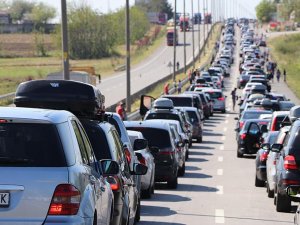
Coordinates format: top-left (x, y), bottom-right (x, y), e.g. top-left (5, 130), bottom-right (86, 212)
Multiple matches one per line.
top-left (176, 62), bottom-right (180, 70)
top-left (173, 80), bottom-right (177, 93)
top-left (276, 69), bottom-right (281, 82)
top-left (231, 88), bottom-right (238, 111)
top-left (116, 101), bottom-right (127, 121)
top-left (283, 69), bottom-right (286, 82)
top-left (177, 80), bottom-right (182, 94)
top-left (164, 82), bottom-right (169, 95)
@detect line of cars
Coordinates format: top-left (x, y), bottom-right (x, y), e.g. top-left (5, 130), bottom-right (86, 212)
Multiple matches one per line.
top-left (234, 20), bottom-right (300, 224)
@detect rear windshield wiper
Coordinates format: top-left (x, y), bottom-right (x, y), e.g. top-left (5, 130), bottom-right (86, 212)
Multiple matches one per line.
top-left (0, 157), bottom-right (32, 164)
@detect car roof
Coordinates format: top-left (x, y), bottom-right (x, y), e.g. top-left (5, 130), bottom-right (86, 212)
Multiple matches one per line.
top-left (124, 120), bottom-right (171, 131)
top-left (0, 107), bottom-right (73, 124)
top-left (174, 106), bottom-right (198, 112)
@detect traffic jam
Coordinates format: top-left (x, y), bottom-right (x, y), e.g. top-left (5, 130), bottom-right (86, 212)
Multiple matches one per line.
top-left (1, 17), bottom-right (300, 225)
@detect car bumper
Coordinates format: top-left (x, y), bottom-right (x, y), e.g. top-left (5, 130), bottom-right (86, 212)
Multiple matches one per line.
top-left (45, 215), bottom-right (92, 225)
top-left (155, 164), bottom-right (176, 182)
top-left (256, 166), bottom-right (267, 181)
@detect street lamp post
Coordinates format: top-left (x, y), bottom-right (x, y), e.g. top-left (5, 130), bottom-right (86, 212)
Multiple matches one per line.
top-left (173, 0), bottom-right (177, 82)
top-left (198, 0), bottom-right (201, 62)
top-left (183, 0), bottom-right (187, 74)
top-left (125, 0), bottom-right (131, 112)
top-left (191, 0), bottom-right (195, 68)
top-left (203, 0), bottom-right (206, 55)
top-left (61, 0), bottom-right (69, 80)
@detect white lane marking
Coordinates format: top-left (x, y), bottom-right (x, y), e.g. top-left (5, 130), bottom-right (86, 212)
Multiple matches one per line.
top-left (215, 209), bottom-right (225, 224)
top-left (221, 136), bottom-right (226, 141)
top-left (217, 186), bottom-right (223, 195)
top-left (223, 127), bottom-right (228, 132)
top-left (218, 156), bottom-right (223, 162)
top-left (225, 120), bottom-right (229, 124)
top-left (226, 114), bottom-right (229, 117)
top-left (217, 169), bottom-right (223, 176)
top-left (219, 145), bottom-right (224, 150)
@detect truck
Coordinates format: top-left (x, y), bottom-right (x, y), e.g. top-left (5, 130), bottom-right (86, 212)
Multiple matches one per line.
top-left (46, 66), bottom-right (100, 86)
top-left (179, 15), bottom-right (190, 32)
top-left (166, 27), bottom-right (178, 46)
top-left (147, 12), bottom-right (167, 25)
top-left (204, 13), bottom-right (212, 24)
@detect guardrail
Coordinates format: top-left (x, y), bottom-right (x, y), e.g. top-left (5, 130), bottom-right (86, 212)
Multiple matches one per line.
top-left (0, 92), bottom-right (15, 102)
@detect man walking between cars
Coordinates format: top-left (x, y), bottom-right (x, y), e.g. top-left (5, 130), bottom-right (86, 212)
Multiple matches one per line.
top-left (231, 88), bottom-right (237, 111)
top-left (116, 101), bottom-right (127, 120)
top-left (276, 69), bottom-right (281, 82)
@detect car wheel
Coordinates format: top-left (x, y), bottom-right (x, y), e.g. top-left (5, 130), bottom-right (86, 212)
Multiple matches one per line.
top-left (221, 109), bottom-right (226, 113)
top-left (189, 141), bottom-right (192, 148)
top-left (142, 184), bottom-right (152, 199)
top-left (134, 198), bottom-right (141, 223)
top-left (237, 149), bottom-right (243, 158)
top-left (267, 183), bottom-right (274, 198)
top-left (167, 174), bottom-right (178, 189)
top-left (255, 174), bottom-right (265, 187)
top-left (197, 136), bottom-right (203, 143)
top-left (185, 149), bottom-right (189, 160)
top-left (276, 190), bottom-right (291, 212)
top-left (93, 212), bottom-right (97, 225)
top-left (178, 163), bottom-right (185, 177)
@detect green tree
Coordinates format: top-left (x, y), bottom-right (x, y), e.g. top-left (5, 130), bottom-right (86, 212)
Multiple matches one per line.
top-left (255, 0), bottom-right (276, 22)
top-left (9, 0), bottom-right (34, 22)
top-left (30, 2), bottom-right (56, 25)
top-left (136, 0), bottom-right (173, 19)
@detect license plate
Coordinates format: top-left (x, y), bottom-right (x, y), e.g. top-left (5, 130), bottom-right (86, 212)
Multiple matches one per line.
top-left (0, 192), bottom-right (9, 207)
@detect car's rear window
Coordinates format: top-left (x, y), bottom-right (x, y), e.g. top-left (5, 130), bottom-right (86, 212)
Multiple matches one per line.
top-left (206, 91), bottom-right (222, 99)
top-left (126, 127), bottom-right (171, 148)
top-left (146, 113), bottom-right (179, 121)
top-left (242, 111), bottom-right (272, 120)
top-left (82, 124), bottom-right (111, 160)
top-left (279, 102), bottom-right (295, 111)
top-left (0, 123), bottom-right (66, 167)
top-left (187, 111), bottom-right (199, 123)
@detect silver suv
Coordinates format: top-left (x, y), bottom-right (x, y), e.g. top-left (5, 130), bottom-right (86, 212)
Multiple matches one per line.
top-left (0, 107), bottom-right (118, 225)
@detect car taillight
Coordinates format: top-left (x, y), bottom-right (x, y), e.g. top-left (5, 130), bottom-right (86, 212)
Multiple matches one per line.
top-left (270, 117), bottom-right (277, 131)
top-left (106, 175), bottom-right (121, 191)
top-left (218, 97), bottom-right (225, 101)
top-left (240, 133), bottom-right (247, 140)
top-left (138, 155), bottom-right (146, 166)
top-left (239, 121), bottom-right (245, 129)
top-left (260, 151), bottom-right (268, 161)
top-left (282, 179), bottom-right (300, 185)
top-left (48, 184), bottom-right (81, 216)
top-left (124, 147), bottom-right (131, 164)
top-left (284, 155), bottom-right (298, 170)
top-left (0, 119), bottom-right (7, 123)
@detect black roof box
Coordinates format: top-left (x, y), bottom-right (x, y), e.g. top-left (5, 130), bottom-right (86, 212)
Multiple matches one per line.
top-left (14, 80), bottom-right (105, 117)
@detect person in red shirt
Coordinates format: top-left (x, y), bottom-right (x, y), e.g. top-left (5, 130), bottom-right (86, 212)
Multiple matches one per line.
top-left (116, 101), bottom-right (127, 120)
top-left (163, 83), bottom-right (169, 95)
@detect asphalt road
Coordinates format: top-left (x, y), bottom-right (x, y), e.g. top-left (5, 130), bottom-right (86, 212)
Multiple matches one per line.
top-left (138, 25), bottom-right (296, 225)
top-left (98, 24), bottom-right (211, 107)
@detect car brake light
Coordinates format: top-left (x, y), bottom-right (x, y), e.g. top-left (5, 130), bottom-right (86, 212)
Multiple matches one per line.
top-left (218, 97), bottom-right (225, 101)
top-left (240, 133), bottom-right (247, 140)
top-left (284, 155), bottom-right (298, 170)
top-left (282, 179), bottom-right (300, 185)
top-left (48, 184), bottom-right (81, 215)
top-left (124, 147), bottom-right (131, 164)
top-left (271, 117), bottom-right (277, 131)
top-left (260, 151), bottom-right (268, 161)
top-left (106, 175), bottom-right (121, 191)
top-left (138, 155), bottom-right (146, 166)
top-left (239, 121), bottom-right (245, 129)
top-left (0, 119), bottom-right (7, 123)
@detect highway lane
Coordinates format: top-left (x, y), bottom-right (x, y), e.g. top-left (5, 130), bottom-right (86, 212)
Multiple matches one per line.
top-left (98, 24), bottom-right (212, 107)
top-left (138, 25), bottom-right (296, 225)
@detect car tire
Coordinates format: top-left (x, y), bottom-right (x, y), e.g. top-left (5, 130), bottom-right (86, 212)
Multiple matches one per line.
top-left (178, 163), bottom-right (185, 177)
top-left (167, 174), bottom-right (178, 189)
top-left (197, 136), bottom-right (203, 143)
top-left (221, 109), bottom-right (226, 113)
top-left (189, 141), bottom-right (192, 148)
top-left (255, 174), bottom-right (265, 187)
top-left (134, 199), bottom-right (141, 223)
top-left (185, 149), bottom-right (189, 160)
top-left (142, 184), bottom-right (152, 199)
top-left (93, 212), bottom-right (97, 225)
top-left (276, 190), bottom-right (291, 212)
top-left (237, 149), bottom-right (243, 158)
top-left (267, 183), bottom-right (274, 198)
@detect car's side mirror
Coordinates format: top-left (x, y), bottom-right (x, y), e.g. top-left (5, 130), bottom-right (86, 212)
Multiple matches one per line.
top-left (286, 185), bottom-right (300, 199)
top-left (133, 138), bottom-right (148, 151)
top-left (271, 143), bottom-right (283, 152)
top-left (260, 125), bottom-right (268, 133)
top-left (261, 143), bottom-right (270, 150)
top-left (131, 163), bottom-right (148, 175)
top-left (100, 160), bottom-right (119, 175)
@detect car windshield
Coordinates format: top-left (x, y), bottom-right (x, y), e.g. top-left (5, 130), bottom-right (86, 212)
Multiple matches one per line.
top-left (126, 127), bottom-right (171, 149)
top-left (0, 123), bottom-right (66, 167)
top-left (187, 111), bottom-right (199, 123)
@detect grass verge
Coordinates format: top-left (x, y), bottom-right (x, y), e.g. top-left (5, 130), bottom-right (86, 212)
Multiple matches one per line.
top-left (268, 33), bottom-right (300, 98)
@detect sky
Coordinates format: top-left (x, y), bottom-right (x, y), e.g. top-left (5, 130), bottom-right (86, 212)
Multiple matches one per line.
top-left (14, 0), bottom-right (261, 21)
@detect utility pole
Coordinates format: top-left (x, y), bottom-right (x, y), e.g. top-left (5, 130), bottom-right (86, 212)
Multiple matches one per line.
top-left (61, 0), bottom-right (69, 80)
top-left (191, 0), bottom-right (195, 68)
top-left (183, 0), bottom-right (187, 74)
top-left (203, 0), bottom-right (206, 55)
top-left (125, 0), bottom-right (131, 112)
top-left (205, 0), bottom-right (209, 47)
top-left (198, 0), bottom-right (201, 62)
top-left (173, 0), bottom-right (177, 82)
